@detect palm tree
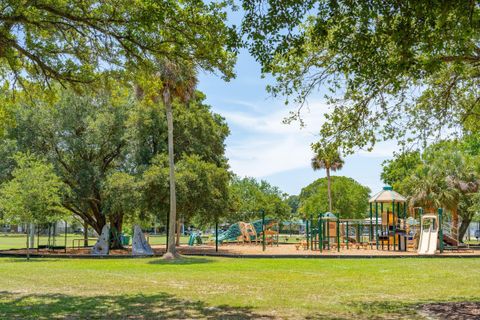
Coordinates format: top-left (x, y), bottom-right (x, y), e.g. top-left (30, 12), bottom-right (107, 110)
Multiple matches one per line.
top-left (407, 164), bottom-right (456, 213)
top-left (311, 145), bottom-right (344, 212)
top-left (441, 153), bottom-right (479, 238)
top-left (137, 59), bottom-right (197, 259)
top-left (160, 60), bottom-right (197, 259)
top-left (407, 152), bottom-right (480, 241)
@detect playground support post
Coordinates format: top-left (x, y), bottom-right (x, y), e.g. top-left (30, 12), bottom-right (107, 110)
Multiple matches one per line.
top-left (392, 201), bottom-right (396, 251)
top-left (318, 215), bottom-right (322, 253)
top-left (369, 203), bottom-right (373, 244)
top-left (306, 218), bottom-right (309, 250)
top-left (346, 221), bottom-right (349, 249)
top-left (375, 202), bottom-right (379, 249)
top-left (215, 220), bottom-right (218, 252)
top-left (262, 209), bottom-right (266, 252)
top-left (336, 218), bottom-right (340, 252)
top-left (64, 221), bottom-right (67, 253)
top-left (438, 208), bottom-right (444, 253)
top-left (387, 208), bottom-right (390, 250)
top-left (326, 218), bottom-right (330, 250)
top-left (356, 223), bottom-right (360, 243)
top-left (37, 225), bottom-right (40, 252)
top-left (276, 221), bottom-right (279, 247)
top-left (397, 202), bottom-right (401, 229)
top-left (310, 216), bottom-right (317, 250)
top-left (381, 203), bottom-right (384, 250)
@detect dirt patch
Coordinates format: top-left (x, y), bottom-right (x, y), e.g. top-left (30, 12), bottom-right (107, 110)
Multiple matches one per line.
top-left (419, 302), bottom-right (480, 320)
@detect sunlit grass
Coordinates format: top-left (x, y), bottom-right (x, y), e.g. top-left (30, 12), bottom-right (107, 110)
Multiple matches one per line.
top-left (0, 234), bottom-right (191, 250)
top-left (0, 257), bottom-right (479, 319)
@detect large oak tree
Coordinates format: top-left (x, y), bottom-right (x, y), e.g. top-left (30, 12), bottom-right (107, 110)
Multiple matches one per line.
top-left (2, 86), bottom-right (231, 249)
top-left (242, 1), bottom-right (480, 153)
top-left (0, 0), bottom-right (237, 86)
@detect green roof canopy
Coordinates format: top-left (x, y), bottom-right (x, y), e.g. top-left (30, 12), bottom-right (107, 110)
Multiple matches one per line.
top-left (322, 212), bottom-right (338, 219)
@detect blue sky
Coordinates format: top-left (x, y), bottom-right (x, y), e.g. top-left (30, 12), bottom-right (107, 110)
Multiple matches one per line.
top-left (197, 48), bottom-right (395, 196)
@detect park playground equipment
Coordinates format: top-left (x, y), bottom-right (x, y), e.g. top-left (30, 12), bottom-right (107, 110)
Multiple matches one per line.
top-left (132, 225), bottom-right (154, 255)
top-left (301, 186), bottom-right (409, 252)
top-left (216, 217), bottom-right (279, 246)
top-left (90, 224), bottom-right (153, 256)
top-left (418, 214), bottom-right (439, 255)
top-left (301, 186), bottom-right (470, 254)
top-left (303, 212), bottom-right (377, 252)
top-left (414, 207), bottom-right (469, 254)
top-left (188, 231), bottom-right (203, 246)
top-left (370, 186), bottom-right (408, 251)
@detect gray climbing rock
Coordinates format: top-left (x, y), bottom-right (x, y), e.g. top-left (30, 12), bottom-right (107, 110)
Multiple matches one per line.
top-left (91, 224), bottom-right (110, 255)
top-left (132, 225), bottom-right (154, 256)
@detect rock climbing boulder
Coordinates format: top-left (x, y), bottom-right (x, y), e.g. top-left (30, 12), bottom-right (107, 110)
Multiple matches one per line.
top-left (132, 225), bottom-right (154, 256)
top-left (91, 224), bottom-right (110, 255)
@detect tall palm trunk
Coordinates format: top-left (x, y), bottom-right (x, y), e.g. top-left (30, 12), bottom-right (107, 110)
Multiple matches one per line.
top-left (326, 167), bottom-right (332, 212)
top-left (164, 89), bottom-right (178, 259)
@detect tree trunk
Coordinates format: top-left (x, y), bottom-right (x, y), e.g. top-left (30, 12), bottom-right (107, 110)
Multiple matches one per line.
top-left (29, 223), bottom-right (35, 249)
top-left (452, 206), bottom-right (459, 232)
top-left (163, 89), bottom-right (179, 259)
top-left (83, 220), bottom-right (89, 247)
top-left (458, 216), bottom-right (471, 243)
top-left (326, 167), bottom-right (332, 212)
top-left (109, 214), bottom-right (124, 250)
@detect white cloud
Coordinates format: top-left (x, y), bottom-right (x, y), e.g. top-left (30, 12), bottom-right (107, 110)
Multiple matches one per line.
top-left (222, 99), bottom-right (398, 178)
top-left (224, 101), bottom-right (327, 177)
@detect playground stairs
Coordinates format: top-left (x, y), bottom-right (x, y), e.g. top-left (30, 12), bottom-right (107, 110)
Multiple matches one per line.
top-left (442, 220), bottom-right (472, 252)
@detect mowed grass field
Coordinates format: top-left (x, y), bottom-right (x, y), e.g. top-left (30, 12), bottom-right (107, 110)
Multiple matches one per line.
top-left (0, 233), bottom-right (302, 250)
top-left (0, 257), bottom-right (479, 319)
top-left (0, 234), bottom-right (190, 250)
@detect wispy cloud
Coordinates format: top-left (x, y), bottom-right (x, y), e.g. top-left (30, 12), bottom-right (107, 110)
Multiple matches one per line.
top-left (222, 99), bottom-right (397, 178)
top-left (223, 100), bottom-right (327, 177)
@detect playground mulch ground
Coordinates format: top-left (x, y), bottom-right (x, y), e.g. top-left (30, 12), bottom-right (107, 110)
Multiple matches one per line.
top-left (1, 243), bottom-right (478, 257)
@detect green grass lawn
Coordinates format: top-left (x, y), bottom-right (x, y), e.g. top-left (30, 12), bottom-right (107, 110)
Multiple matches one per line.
top-left (0, 234), bottom-right (191, 250)
top-left (0, 257), bottom-right (479, 319)
top-left (0, 234), bottom-right (85, 250)
top-left (0, 232), bottom-right (307, 250)
top-left (147, 235), bottom-right (190, 246)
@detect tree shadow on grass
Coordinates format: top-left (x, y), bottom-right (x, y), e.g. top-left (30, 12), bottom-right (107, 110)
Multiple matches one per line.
top-left (0, 291), bottom-right (274, 319)
top-left (305, 301), bottom-right (423, 320)
top-left (5, 258), bottom-right (64, 263)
